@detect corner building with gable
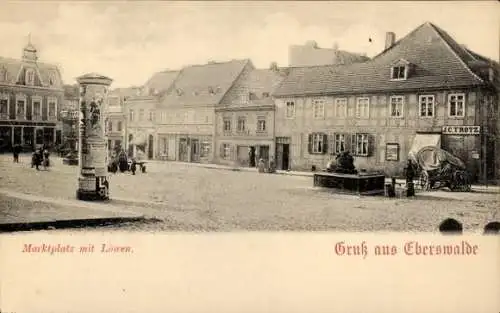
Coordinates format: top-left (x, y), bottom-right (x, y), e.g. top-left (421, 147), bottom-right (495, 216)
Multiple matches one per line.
top-left (0, 40), bottom-right (64, 152)
top-left (272, 22), bottom-right (499, 182)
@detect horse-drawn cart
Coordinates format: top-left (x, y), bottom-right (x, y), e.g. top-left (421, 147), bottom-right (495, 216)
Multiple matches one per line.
top-left (409, 146), bottom-right (471, 192)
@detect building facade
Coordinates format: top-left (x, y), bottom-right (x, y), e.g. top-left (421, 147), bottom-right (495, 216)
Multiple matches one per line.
top-left (214, 66), bottom-right (288, 167)
top-left (288, 40), bottom-right (370, 67)
top-left (0, 41), bottom-right (64, 152)
top-left (123, 70), bottom-right (179, 159)
top-left (273, 22), bottom-right (499, 181)
top-left (155, 60), bottom-right (251, 163)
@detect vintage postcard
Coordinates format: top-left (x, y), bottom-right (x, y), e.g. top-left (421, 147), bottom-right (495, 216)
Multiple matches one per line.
top-left (0, 1), bottom-right (499, 312)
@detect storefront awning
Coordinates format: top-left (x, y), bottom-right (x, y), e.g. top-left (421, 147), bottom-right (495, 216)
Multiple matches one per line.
top-left (408, 133), bottom-right (441, 161)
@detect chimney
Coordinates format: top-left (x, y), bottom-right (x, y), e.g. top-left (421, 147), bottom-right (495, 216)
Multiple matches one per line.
top-left (385, 32), bottom-right (396, 50)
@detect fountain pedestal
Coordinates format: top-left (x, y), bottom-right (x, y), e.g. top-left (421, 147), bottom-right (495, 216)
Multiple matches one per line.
top-left (76, 73), bottom-right (113, 201)
top-left (313, 172), bottom-right (386, 195)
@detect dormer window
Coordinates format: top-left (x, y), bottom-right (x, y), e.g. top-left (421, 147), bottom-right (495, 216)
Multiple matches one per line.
top-left (25, 69), bottom-right (35, 85)
top-left (48, 71), bottom-right (56, 86)
top-left (390, 59), bottom-right (412, 81)
top-left (391, 66), bottom-right (407, 80)
top-left (262, 92), bottom-right (270, 98)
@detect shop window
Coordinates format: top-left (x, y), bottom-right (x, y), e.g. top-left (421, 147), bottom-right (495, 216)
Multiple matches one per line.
top-left (286, 101), bottom-right (295, 118)
top-left (308, 133), bottom-right (327, 154)
top-left (448, 93), bottom-right (465, 117)
top-left (389, 96), bottom-right (404, 117)
top-left (419, 95), bottom-right (435, 117)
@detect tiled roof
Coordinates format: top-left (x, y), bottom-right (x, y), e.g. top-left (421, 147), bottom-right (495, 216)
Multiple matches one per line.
top-left (244, 68), bottom-right (289, 105)
top-left (143, 70), bottom-right (179, 96)
top-left (0, 56), bottom-right (63, 89)
top-left (158, 59), bottom-right (250, 107)
top-left (274, 22), bottom-right (486, 97)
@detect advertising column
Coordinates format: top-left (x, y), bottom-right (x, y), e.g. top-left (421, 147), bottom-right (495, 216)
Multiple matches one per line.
top-left (76, 73), bottom-right (113, 201)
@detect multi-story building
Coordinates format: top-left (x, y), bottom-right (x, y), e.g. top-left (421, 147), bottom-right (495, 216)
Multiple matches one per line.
top-left (106, 87), bottom-right (141, 155)
top-left (288, 40), bottom-right (370, 67)
top-left (124, 70), bottom-right (179, 159)
top-left (214, 64), bottom-right (288, 168)
top-left (273, 22), bottom-right (499, 181)
top-left (0, 40), bottom-right (64, 152)
top-left (155, 59), bottom-right (251, 163)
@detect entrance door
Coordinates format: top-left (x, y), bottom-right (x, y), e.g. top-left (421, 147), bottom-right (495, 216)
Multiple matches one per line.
top-left (249, 146), bottom-right (256, 167)
top-left (259, 145), bottom-right (270, 161)
top-left (148, 134), bottom-right (154, 159)
top-left (282, 144), bottom-right (290, 170)
top-left (191, 139), bottom-right (200, 163)
top-left (179, 138), bottom-right (188, 162)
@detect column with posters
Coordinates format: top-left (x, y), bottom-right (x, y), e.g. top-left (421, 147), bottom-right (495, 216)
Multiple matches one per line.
top-left (76, 73), bottom-right (113, 201)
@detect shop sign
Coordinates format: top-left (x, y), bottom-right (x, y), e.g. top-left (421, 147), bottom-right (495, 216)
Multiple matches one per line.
top-left (442, 126), bottom-right (480, 135)
top-left (385, 143), bottom-right (399, 161)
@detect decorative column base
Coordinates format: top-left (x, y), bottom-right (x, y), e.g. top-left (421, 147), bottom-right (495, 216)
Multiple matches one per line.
top-left (76, 176), bottom-right (109, 201)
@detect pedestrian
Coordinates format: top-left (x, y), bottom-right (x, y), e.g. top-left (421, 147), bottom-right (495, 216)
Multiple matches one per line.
top-left (43, 148), bottom-right (50, 169)
top-left (13, 145), bottom-right (20, 163)
top-left (130, 159), bottom-right (137, 175)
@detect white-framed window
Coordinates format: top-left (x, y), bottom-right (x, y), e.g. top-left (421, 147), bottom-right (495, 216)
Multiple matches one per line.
top-left (107, 120), bottom-right (113, 132)
top-left (311, 133), bottom-right (326, 154)
top-left (286, 101), bottom-right (295, 118)
top-left (48, 73), bottom-right (55, 86)
top-left (356, 97), bottom-right (370, 118)
top-left (419, 95), bottom-right (435, 117)
top-left (222, 143), bottom-right (231, 159)
top-left (335, 98), bottom-right (347, 118)
top-left (237, 117), bottom-right (246, 132)
top-left (391, 66), bottom-right (407, 80)
top-left (25, 69), bottom-right (35, 85)
top-left (354, 133), bottom-right (369, 156)
top-left (389, 96), bottom-right (404, 118)
top-left (257, 118), bottom-right (266, 132)
top-left (223, 118), bottom-right (231, 132)
top-left (15, 94), bottom-right (26, 120)
top-left (312, 99), bottom-right (325, 119)
top-left (32, 96), bottom-right (41, 120)
top-left (240, 93), bottom-right (249, 104)
top-left (148, 111), bottom-right (154, 121)
top-left (129, 109), bottom-right (135, 121)
top-left (333, 133), bottom-right (346, 154)
top-left (448, 93), bottom-right (465, 117)
top-left (139, 109), bottom-right (144, 121)
top-left (48, 97), bottom-right (57, 119)
top-left (117, 121), bottom-right (122, 131)
top-left (0, 93), bottom-right (9, 118)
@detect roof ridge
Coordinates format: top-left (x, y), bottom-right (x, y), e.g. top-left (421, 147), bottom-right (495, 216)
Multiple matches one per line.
top-left (427, 22), bottom-right (484, 84)
top-left (371, 22), bottom-right (430, 60)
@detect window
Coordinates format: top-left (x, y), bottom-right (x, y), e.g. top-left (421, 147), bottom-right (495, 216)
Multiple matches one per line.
top-left (16, 96), bottom-right (26, 119)
top-left (201, 142), bottom-right (210, 157)
top-left (419, 95), bottom-right (435, 117)
top-left (48, 72), bottom-right (56, 86)
top-left (257, 118), bottom-right (266, 132)
top-left (222, 143), bottom-right (231, 159)
top-left (129, 110), bottom-right (135, 121)
top-left (117, 121), bottom-right (122, 131)
top-left (223, 118), bottom-right (231, 132)
top-left (354, 133), bottom-right (369, 156)
top-left (139, 109), bottom-right (144, 121)
top-left (240, 94), bottom-right (249, 104)
top-left (389, 96), bottom-right (404, 117)
top-left (333, 134), bottom-right (346, 154)
top-left (262, 92), bottom-right (270, 98)
top-left (33, 99), bottom-right (41, 120)
top-left (0, 94), bottom-right (8, 118)
top-left (308, 133), bottom-right (327, 154)
top-left (0, 68), bottom-right (6, 82)
top-left (448, 93), bottom-right (465, 117)
top-left (149, 111), bottom-right (154, 121)
top-left (356, 97), bottom-right (370, 118)
top-left (286, 101), bottom-right (295, 118)
top-left (335, 98), bottom-right (347, 118)
top-left (162, 138), bottom-right (168, 154)
top-left (48, 98), bottom-right (57, 118)
top-left (237, 117), bottom-right (246, 132)
top-left (26, 69), bottom-right (35, 85)
top-left (108, 121), bottom-right (113, 132)
top-left (391, 66), bottom-right (407, 80)
top-left (313, 99), bottom-right (325, 119)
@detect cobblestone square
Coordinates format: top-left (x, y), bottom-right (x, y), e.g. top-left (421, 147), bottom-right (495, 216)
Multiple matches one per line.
top-left (1, 155), bottom-right (498, 232)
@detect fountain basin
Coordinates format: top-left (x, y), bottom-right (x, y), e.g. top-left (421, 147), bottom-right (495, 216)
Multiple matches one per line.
top-left (313, 172), bottom-right (386, 195)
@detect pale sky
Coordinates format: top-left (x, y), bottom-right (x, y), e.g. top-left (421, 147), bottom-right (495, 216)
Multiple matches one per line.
top-left (0, 1), bottom-right (498, 88)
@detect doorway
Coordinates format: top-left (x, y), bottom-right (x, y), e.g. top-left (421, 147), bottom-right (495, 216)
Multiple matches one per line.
top-left (191, 139), bottom-right (200, 162)
top-left (179, 138), bottom-right (188, 162)
top-left (282, 144), bottom-right (290, 170)
top-left (148, 134), bottom-right (154, 159)
top-left (249, 146), bottom-right (256, 167)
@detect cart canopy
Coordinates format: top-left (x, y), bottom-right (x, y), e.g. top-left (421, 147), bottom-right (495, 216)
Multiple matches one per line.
top-left (414, 146), bottom-right (466, 171)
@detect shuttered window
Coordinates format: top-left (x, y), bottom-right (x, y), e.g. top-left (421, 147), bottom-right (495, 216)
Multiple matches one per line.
top-left (307, 133), bottom-right (327, 154)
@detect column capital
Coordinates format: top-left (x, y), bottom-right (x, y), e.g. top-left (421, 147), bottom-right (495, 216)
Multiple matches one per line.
top-left (76, 73), bottom-right (113, 86)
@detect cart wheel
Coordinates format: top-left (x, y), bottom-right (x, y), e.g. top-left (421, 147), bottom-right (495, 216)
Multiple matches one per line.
top-left (419, 171), bottom-right (430, 191)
